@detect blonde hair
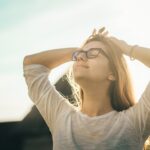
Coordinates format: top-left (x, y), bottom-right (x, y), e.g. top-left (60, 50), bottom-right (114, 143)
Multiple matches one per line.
top-left (66, 29), bottom-right (136, 111)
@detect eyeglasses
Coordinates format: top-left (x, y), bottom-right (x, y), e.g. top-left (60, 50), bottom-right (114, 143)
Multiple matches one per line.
top-left (72, 48), bottom-right (109, 61)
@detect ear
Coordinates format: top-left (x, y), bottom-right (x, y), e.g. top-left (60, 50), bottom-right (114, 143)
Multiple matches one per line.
top-left (108, 74), bottom-right (116, 81)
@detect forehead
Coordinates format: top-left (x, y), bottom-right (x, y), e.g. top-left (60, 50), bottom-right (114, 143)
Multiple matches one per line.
top-left (82, 41), bottom-right (107, 53)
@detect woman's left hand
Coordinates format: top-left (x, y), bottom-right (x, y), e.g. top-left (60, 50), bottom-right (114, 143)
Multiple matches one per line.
top-left (109, 36), bottom-right (132, 56)
top-left (98, 27), bottom-right (133, 56)
top-left (95, 27), bottom-right (150, 67)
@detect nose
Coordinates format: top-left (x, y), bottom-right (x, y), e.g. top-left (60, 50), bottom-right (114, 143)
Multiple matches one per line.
top-left (76, 52), bottom-right (87, 61)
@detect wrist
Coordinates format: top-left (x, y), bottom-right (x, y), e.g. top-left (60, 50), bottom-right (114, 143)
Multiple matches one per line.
top-left (128, 45), bottom-right (138, 61)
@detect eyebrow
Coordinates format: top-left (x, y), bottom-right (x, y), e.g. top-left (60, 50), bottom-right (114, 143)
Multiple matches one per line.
top-left (81, 47), bottom-right (100, 51)
top-left (83, 48), bottom-right (108, 55)
top-left (82, 47), bottom-right (106, 52)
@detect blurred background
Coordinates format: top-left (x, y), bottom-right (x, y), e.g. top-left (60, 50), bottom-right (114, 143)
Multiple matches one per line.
top-left (0, 0), bottom-right (150, 149)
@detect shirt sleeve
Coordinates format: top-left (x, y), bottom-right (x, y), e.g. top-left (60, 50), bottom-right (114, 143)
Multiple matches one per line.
top-left (125, 81), bottom-right (150, 142)
top-left (23, 64), bottom-right (73, 133)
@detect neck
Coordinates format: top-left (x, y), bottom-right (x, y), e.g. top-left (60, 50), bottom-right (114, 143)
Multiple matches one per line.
top-left (80, 82), bottom-right (114, 117)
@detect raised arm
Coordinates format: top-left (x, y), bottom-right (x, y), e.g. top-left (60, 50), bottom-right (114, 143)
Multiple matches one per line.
top-left (110, 37), bottom-right (150, 68)
top-left (23, 47), bottom-right (78, 69)
top-left (108, 36), bottom-right (150, 141)
top-left (23, 47), bottom-right (78, 132)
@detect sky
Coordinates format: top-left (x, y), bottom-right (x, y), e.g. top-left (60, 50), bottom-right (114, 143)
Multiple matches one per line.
top-left (0, 0), bottom-right (150, 122)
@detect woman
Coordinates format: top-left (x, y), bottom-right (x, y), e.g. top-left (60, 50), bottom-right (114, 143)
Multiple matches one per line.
top-left (23, 27), bottom-right (150, 150)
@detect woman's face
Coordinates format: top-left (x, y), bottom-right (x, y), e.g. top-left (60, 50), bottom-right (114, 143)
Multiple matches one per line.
top-left (73, 41), bottom-right (114, 84)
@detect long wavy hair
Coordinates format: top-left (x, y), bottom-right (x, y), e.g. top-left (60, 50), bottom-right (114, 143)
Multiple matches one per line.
top-left (66, 29), bottom-right (136, 111)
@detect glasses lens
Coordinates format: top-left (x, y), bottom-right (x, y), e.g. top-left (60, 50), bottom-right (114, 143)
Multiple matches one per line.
top-left (72, 51), bottom-right (82, 61)
top-left (87, 49), bottom-right (100, 58)
top-left (72, 51), bottom-right (77, 61)
top-left (72, 48), bottom-right (108, 61)
top-left (99, 49), bottom-right (109, 58)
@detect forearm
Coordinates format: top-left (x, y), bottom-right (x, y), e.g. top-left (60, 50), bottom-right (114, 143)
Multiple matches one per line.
top-left (131, 46), bottom-right (150, 68)
top-left (109, 37), bottom-right (150, 68)
top-left (23, 47), bottom-right (77, 69)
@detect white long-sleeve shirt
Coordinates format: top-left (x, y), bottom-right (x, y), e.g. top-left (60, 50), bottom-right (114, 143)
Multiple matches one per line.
top-left (23, 64), bottom-right (150, 150)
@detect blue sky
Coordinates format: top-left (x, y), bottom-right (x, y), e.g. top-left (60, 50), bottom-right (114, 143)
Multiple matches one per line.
top-left (0, 0), bottom-right (150, 122)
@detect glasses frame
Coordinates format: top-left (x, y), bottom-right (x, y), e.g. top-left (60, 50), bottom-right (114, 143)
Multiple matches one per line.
top-left (72, 48), bottom-right (109, 61)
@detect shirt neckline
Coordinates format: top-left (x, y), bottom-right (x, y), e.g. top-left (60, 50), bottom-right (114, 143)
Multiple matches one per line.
top-left (76, 109), bottom-right (117, 119)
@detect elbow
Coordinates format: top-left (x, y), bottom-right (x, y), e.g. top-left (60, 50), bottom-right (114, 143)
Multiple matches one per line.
top-left (145, 60), bottom-right (150, 68)
top-left (23, 55), bottom-right (32, 66)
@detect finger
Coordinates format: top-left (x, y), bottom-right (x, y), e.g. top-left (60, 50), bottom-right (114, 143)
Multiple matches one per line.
top-left (92, 28), bottom-right (97, 35)
top-left (102, 31), bottom-right (109, 36)
top-left (98, 31), bottom-right (109, 39)
top-left (109, 36), bottom-right (120, 43)
top-left (98, 27), bottom-right (105, 33)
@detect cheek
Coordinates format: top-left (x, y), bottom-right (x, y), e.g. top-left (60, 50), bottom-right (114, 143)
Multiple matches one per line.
top-left (89, 60), bottom-right (110, 80)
